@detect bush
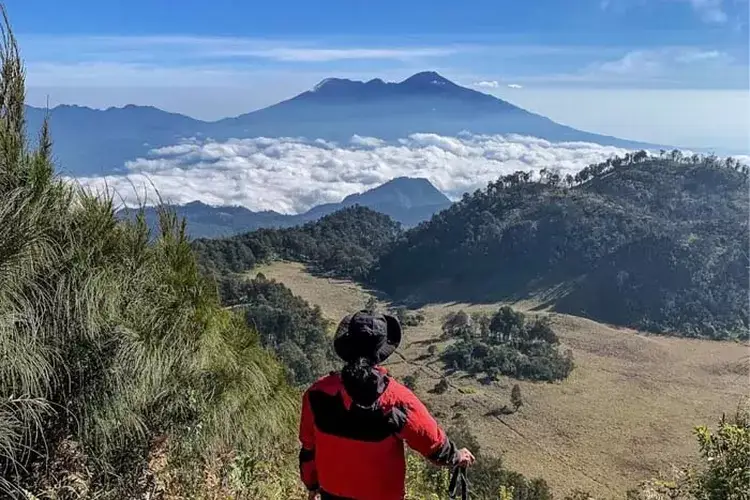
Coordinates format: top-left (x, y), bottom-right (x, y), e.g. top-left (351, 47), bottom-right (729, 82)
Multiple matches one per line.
top-left (628, 399), bottom-right (750, 500)
top-left (219, 274), bottom-right (335, 385)
top-left (406, 416), bottom-right (553, 500)
top-left (391, 305), bottom-right (425, 328)
top-left (402, 373), bottom-right (419, 391)
top-left (432, 378), bottom-right (450, 394)
top-left (441, 308), bottom-right (573, 382)
top-left (0, 13), bottom-right (298, 497)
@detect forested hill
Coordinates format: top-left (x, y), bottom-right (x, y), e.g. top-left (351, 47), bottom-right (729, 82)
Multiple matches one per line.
top-left (193, 205), bottom-right (402, 278)
top-left (370, 152), bottom-right (750, 340)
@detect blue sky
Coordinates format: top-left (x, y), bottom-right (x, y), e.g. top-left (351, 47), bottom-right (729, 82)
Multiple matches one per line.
top-left (6, 0), bottom-right (750, 152)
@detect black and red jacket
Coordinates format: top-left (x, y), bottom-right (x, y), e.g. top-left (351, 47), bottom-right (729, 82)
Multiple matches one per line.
top-left (299, 367), bottom-right (457, 500)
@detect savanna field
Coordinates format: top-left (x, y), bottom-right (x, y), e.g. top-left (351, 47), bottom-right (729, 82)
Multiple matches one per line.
top-left (250, 262), bottom-right (749, 498)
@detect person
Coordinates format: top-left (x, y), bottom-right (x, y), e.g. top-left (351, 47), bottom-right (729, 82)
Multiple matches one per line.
top-left (299, 310), bottom-right (475, 500)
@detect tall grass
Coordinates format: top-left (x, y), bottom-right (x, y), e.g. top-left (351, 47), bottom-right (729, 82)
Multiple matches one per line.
top-left (0, 5), bottom-right (299, 497)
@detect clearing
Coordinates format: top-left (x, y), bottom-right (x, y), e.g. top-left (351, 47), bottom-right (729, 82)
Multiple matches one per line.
top-left (251, 262), bottom-right (749, 497)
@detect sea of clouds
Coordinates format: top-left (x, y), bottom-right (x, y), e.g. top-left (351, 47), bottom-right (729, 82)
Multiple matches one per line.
top-left (73, 133), bottom-right (646, 214)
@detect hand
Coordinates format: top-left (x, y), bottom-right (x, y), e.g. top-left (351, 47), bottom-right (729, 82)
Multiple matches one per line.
top-left (307, 491), bottom-right (320, 500)
top-left (455, 448), bottom-right (476, 467)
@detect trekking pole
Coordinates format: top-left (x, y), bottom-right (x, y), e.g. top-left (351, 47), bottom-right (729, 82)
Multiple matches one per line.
top-left (448, 465), bottom-right (469, 500)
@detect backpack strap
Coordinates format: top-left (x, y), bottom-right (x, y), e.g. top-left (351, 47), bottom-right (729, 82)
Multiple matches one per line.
top-left (448, 465), bottom-right (469, 500)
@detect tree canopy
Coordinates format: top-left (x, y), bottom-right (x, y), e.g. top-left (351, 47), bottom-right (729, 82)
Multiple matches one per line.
top-left (441, 307), bottom-right (573, 382)
top-left (193, 205), bottom-right (402, 279)
top-left (219, 274), bottom-right (336, 385)
top-left (371, 154), bottom-right (749, 340)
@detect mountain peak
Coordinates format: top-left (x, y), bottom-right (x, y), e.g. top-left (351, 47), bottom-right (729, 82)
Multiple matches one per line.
top-left (312, 77), bottom-right (360, 92)
top-left (342, 176), bottom-right (451, 208)
top-left (399, 71), bottom-right (454, 87)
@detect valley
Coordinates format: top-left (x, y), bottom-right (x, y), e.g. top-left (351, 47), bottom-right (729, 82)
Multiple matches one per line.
top-left (251, 261), bottom-right (749, 497)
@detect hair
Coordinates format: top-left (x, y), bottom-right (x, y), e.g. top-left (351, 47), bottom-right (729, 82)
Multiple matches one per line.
top-left (341, 357), bottom-right (382, 406)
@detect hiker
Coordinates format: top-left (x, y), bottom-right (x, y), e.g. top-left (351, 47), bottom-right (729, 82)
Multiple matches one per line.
top-left (299, 310), bottom-right (475, 500)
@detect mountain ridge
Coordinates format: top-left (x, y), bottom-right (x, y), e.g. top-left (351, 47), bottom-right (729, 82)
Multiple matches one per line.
top-left (27, 71), bottom-right (664, 176)
top-left (119, 176), bottom-right (452, 238)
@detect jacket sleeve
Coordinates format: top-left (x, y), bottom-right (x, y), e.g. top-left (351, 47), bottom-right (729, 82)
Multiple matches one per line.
top-left (397, 389), bottom-right (458, 467)
top-left (299, 390), bottom-right (319, 491)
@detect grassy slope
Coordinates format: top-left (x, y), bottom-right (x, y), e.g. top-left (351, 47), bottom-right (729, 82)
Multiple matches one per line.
top-left (254, 261), bottom-right (748, 497)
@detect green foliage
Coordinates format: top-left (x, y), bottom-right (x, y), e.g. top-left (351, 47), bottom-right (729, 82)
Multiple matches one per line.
top-left (390, 305), bottom-right (425, 327)
top-left (432, 378), bottom-right (450, 394)
top-left (442, 308), bottom-right (573, 382)
top-left (563, 491), bottom-right (596, 500)
top-left (629, 400), bottom-right (750, 500)
top-left (370, 154), bottom-right (749, 340)
top-left (401, 373), bottom-right (419, 391)
top-left (511, 384), bottom-right (523, 411)
top-left (442, 310), bottom-right (472, 338)
top-left (218, 274), bottom-right (335, 386)
top-left (689, 403), bottom-right (750, 500)
top-left (0, 10), bottom-right (298, 497)
top-left (406, 416), bottom-right (553, 500)
top-left (193, 205), bottom-right (402, 279)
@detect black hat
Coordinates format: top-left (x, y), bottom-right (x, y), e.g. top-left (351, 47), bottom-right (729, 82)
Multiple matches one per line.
top-left (334, 310), bottom-right (402, 364)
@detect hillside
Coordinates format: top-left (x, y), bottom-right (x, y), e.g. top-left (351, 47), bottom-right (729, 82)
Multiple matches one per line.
top-left (251, 261), bottom-right (749, 497)
top-left (370, 154), bottom-right (750, 339)
top-left (192, 205), bottom-right (403, 278)
top-left (0, 17), bottom-right (302, 498)
top-left (27, 72), bottom-right (658, 176)
top-left (119, 176), bottom-right (451, 239)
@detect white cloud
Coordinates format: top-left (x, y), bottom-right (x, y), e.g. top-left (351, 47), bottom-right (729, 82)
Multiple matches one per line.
top-left (71, 134), bottom-right (633, 214)
top-left (213, 47), bottom-right (459, 62)
top-left (472, 80), bottom-right (500, 89)
top-left (587, 47), bottom-right (735, 81)
top-left (507, 84), bottom-right (524, 89)
top-left (602, 0), bottom-right (729, 23)
top-left (19, 34), bottom-right (467, 64)
top-left (674, 49), bottom-right (724, 63)
top-left (685, 0), bottom-right (728, 23)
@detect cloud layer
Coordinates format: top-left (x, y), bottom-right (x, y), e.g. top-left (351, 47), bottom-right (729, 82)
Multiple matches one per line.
top-left (72, 134), bottom-right (633, 214)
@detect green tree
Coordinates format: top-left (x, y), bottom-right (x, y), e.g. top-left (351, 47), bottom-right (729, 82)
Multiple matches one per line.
top-left (442, 310), bottom-right (471, 337)
top-left (433, 378), bottom-right (450, 394)
top-left (511, 384), bottom-right (524, 411)
top-left (402, 373), bottom-right (419, 391)
top-left (629, 400), bottom-right (750, 500)
top-left (371, 153), bottom-right (750, 341)
top-left (0, 10), bottom-right (299, 496)
top-left (690, 404), bottom-right (750, 500)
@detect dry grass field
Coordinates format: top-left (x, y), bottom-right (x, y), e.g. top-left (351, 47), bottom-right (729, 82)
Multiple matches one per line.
top-left (251, 262), bottom-right (749, 497)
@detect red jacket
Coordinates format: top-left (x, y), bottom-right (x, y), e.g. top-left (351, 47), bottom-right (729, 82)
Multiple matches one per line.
top-left (299, 368), bottom-right (457, 500)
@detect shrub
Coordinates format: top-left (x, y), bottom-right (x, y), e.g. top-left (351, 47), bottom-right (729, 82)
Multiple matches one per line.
top-left (441, 308), bottom-right (572, 382)
top-left (0, 11), bottom-right (298, 497)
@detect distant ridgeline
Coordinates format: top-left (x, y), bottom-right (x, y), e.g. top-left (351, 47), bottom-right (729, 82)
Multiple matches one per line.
top-left (120, 176), bottom-right (452, 239)
top-left (196, 152), bottom-right (749, 340)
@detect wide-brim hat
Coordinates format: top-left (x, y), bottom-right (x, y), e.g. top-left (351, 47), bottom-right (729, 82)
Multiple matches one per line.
top-left (334, 310), bottom-right (402, 364)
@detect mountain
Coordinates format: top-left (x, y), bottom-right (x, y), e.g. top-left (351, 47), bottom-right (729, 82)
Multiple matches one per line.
top-left (25, 104), bottom-right (205, 175)
top-left (121, 176), bottom-right (452, 238)
top-left (194, 152), bottom-right (750, 341)
top-left (28, 71), bottom-right (660, 176)
top-left (370, 154), bottom-right (749, 340)
top-left (299, 176), bottom-right (452, 225)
